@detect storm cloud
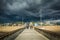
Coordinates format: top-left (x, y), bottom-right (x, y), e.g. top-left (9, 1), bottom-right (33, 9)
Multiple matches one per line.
top-left (0, 0), bottom-right (60, 23)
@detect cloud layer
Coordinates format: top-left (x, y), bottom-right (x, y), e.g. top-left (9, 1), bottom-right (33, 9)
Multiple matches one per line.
top-left (0, 0), bottom-right (60, 23)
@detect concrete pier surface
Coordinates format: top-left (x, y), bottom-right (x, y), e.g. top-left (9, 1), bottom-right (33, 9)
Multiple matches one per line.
top-left (15, 29), bottom-right (49, 40)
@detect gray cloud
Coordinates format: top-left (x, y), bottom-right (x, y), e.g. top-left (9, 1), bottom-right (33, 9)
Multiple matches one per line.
top-left (7, 1), bottom-right (28, 10)
top-left (0, 0), bottom-right (60, 22)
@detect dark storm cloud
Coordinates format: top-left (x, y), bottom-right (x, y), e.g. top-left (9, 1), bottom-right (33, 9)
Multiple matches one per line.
top-left (0, 0), bottom-right (60, 22)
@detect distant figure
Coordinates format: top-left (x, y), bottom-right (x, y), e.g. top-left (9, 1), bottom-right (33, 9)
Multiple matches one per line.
top-left (29, 22), bottom-right (33, 29)
top-left (30, 25), bottom-right (33, 29)
top-left (26, 23), bottom-right (29, 29)
top-left (25, 23), bottom-right (29, 29)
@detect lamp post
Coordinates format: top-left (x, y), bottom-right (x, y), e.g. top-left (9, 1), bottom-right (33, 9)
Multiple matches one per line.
top-left (39, 9), bottom-right (43, 26)
top-left (22, 16), bottom-right (23, 25)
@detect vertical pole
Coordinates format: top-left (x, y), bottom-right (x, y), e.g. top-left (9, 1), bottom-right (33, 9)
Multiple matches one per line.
top-left (40, 9), bottom-right (43, 26)
top-left (22, 17), bottom-right (23, 25)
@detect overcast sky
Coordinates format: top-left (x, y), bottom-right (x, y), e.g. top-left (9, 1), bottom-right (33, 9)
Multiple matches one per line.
top-left (0, 0), bottom-right (60, 23)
